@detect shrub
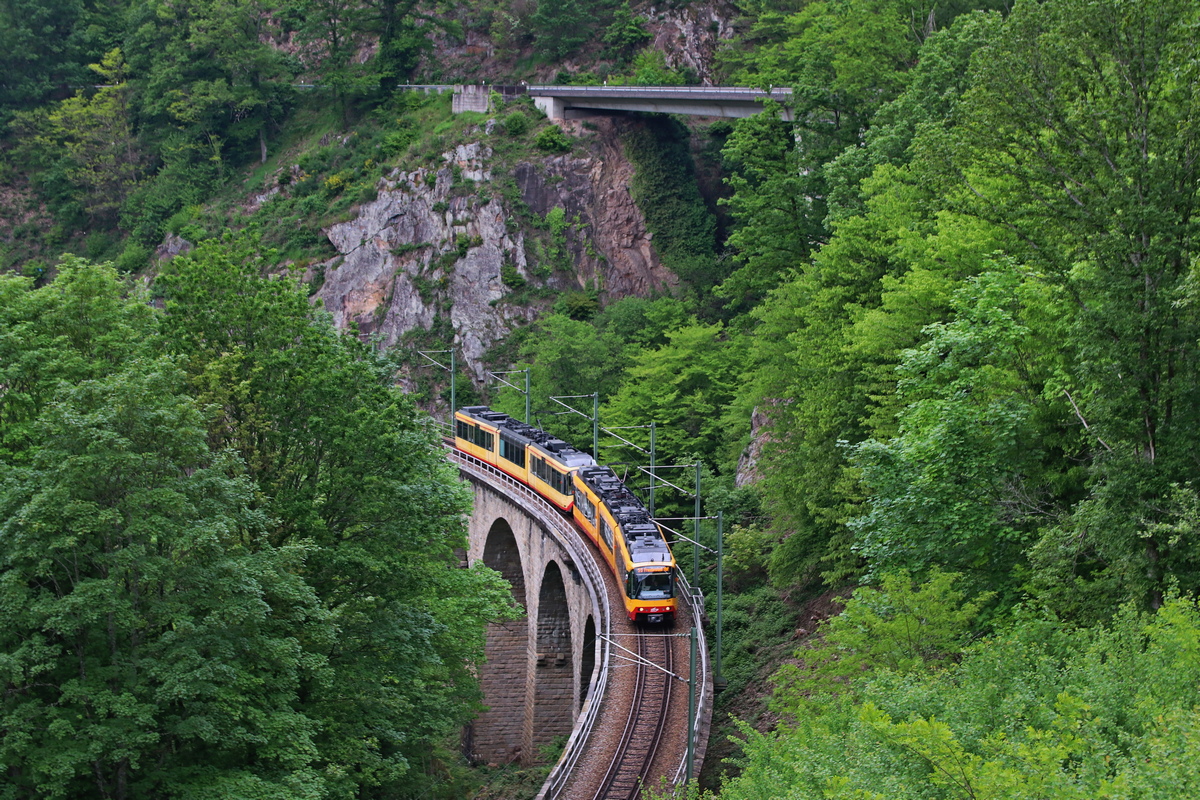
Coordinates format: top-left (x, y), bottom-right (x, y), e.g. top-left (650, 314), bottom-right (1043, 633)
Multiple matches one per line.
top-left (501, 111), bottom-right (529, 137)
top-left (553, 290), bottom-right (598, 320)
top-left (324, 173), bottom-right (350, 195)
top-left (501, 259), bottom-right (526, 289)
top-left (115, 242), bottom-right (151, 273)
top-left (534, 125), bottom-right (571, 153)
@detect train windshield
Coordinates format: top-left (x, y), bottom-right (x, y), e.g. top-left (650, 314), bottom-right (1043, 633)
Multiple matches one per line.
top-left (633, 568), bottom-right (673, 600)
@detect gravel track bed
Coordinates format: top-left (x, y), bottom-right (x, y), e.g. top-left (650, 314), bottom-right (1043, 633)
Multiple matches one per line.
top-left (559, 537), bottom-right (694, 799)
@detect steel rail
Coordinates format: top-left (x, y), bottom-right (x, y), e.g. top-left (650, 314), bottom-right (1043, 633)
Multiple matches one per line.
top-left (447, 444), bottom-right (710, 796)
top-left (593, 630), bottom-right (673, 800)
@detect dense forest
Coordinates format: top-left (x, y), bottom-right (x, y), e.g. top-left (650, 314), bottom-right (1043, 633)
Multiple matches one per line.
top-left (3, 0), bottom-right (1200, 797)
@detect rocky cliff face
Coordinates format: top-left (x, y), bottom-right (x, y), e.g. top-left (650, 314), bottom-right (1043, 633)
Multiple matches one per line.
top-left (312, 116), bottom-right (675, 383)
top-left (428, 0), bottom-right (738, 85)
top-left (646, 1), bottom-right (739, 84)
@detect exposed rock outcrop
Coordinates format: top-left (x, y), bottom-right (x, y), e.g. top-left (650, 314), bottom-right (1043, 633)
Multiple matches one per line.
top-left (312, 118), bottom-right (675, 383)
top-left (426, 0), bottom-right (737, 85)
top-left (647, 1), bottom-right (739, 84)
top-left (736, 404), bottom-right (777, 489)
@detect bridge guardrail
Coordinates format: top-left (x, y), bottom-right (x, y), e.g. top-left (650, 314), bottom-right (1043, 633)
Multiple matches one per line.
top-left (526, 84), bottom-right (793, 99)
top-left (672, 575), bottom-right (712, 791)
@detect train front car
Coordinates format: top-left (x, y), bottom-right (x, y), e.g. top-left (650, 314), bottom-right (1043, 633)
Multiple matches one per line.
top-left (574, 466), bottom-right (677, 625)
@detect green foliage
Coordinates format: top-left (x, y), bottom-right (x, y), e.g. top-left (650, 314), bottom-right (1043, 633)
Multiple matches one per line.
top-left (500, 256), bottom-right (527, 288)
top-left (623, 49), bottom-right (686, 86)
top-left (621, 117), bottom-right (721, 304)
top-left (158, 236), bottom-right (518, 794)
top-left (492, 313), bottom-right (626, 448)
top-left (603, 320), bottom-right (747, 470)
top-left (940, 0), bottom-right (1200, 612)
top-left (724, 596), bottom-right (1200, 800)
top-left (530, 0), bottom-right (596, 59)
top-left (850, 268), bottom-right (1074, 588)
top-left (554, 290), bottom-right (599, 320)
top-left (0, 0), bottom-right (117, 121)
top-left (602, 2), bottom-right (651, 53)
top-left (0, 242), bottom-right (518, 796)
top-left (534, 124), bottom-right (572, 153)
top-left (717, 106), bottom-right (814, 307)
top-left (502, 110), bottom-right (530, 136)
top-left (121, 135), bottom-right (222, 246)
top-left (773, 570), bottom-right (991, 718)
top-left (717, 582), bottom-right (797, 698)
top-left (115, 240), bottom-right (151, 273)
top-left (0, 261), bottom-right (332, 796)
top-left (124, 0), bottom-right (299, 153)
top-left (19, 49), bottom-right (141, 227)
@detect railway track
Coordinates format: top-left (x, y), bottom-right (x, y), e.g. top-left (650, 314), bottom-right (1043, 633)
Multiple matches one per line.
top-left (446, 440), bottom-right (711, 799)
top-left (592, 631), bottom-right (674, 800)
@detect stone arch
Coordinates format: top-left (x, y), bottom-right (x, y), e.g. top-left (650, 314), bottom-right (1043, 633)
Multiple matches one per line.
top-left (470, 517), bottom-right (529, 765)
top-left (530, 560), bottom-right (573, 760)
top-left (580, 614), bottom-right (596, 709)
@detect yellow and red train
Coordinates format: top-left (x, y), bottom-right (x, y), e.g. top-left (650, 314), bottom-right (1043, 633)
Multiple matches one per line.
top-left (454, 405), bottom-right (678, 624)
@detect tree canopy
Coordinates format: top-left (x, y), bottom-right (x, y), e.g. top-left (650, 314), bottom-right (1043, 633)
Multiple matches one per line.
top-left (0, 251), bottom-right (516, 798)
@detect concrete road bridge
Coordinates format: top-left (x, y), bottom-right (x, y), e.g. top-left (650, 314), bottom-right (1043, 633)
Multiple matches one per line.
top-left (526, 85), bottom-right (794, 121)
top-left (401, 83), bottom-right (794, 120)
top-left (449, 448), bottom-right (712, 798)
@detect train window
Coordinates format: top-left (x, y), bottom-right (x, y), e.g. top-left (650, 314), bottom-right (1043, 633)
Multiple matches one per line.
top-left (575, 489), bottom-right (595, 524)
top-left (633, 569), bottom-right (673, 600)
top-left (500, 437), bottom-right (525, 465)
top-left (458, 419), bottom-right (492, 450)
top-left (600, 518), bottom-right (613, 551)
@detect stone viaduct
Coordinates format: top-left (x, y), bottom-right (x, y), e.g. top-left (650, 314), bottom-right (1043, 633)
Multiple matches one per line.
top-left (452, 449), bottom-right (613, 772)
top-left (449, 447), bottom-right (713, 798)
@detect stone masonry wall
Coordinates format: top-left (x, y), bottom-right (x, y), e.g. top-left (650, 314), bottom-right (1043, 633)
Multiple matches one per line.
top-left (465, 478), bottom-right (598, 767)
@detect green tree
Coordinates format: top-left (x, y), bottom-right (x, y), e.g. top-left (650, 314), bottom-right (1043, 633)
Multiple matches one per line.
top-left (35, 49), bottom-right (141, 226)
top-left (0, 261), bottom-right (333, 798)
top-left (771, 570), bottom-right (991, 719)
top-left (363, 0), bottom-right (431, 91)
top-left (729, 12), bottom-right (1012, 591)
top-left (720, 591), bottom-right (1200, 800)
top-left (947, 0), bottom-right (1200, 608)
top-left (0, 362), bottom-right (331, 799)
top-left (850, 268), bottom-right (1076, 589)
top-left (0, 0), bottom-right (117, 121)
top-left (494, 313), bottom-right (625, 450)
top-left (626, 49), bottom-right (685, 86)
top-left (530, 0), bottom-right (595, 60)
top-left (602, 1), bottom-right (650, 55)
top-left (602, 320), bottom-right (746, 471)
top-left (126, 0), bottom-right (297, 159)
top-left (156, 235), bottom-right (517, 795)
top-left (717, 104), bottom-right (816, 307)
top-left (0, 258), bottom-right (158, 461)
